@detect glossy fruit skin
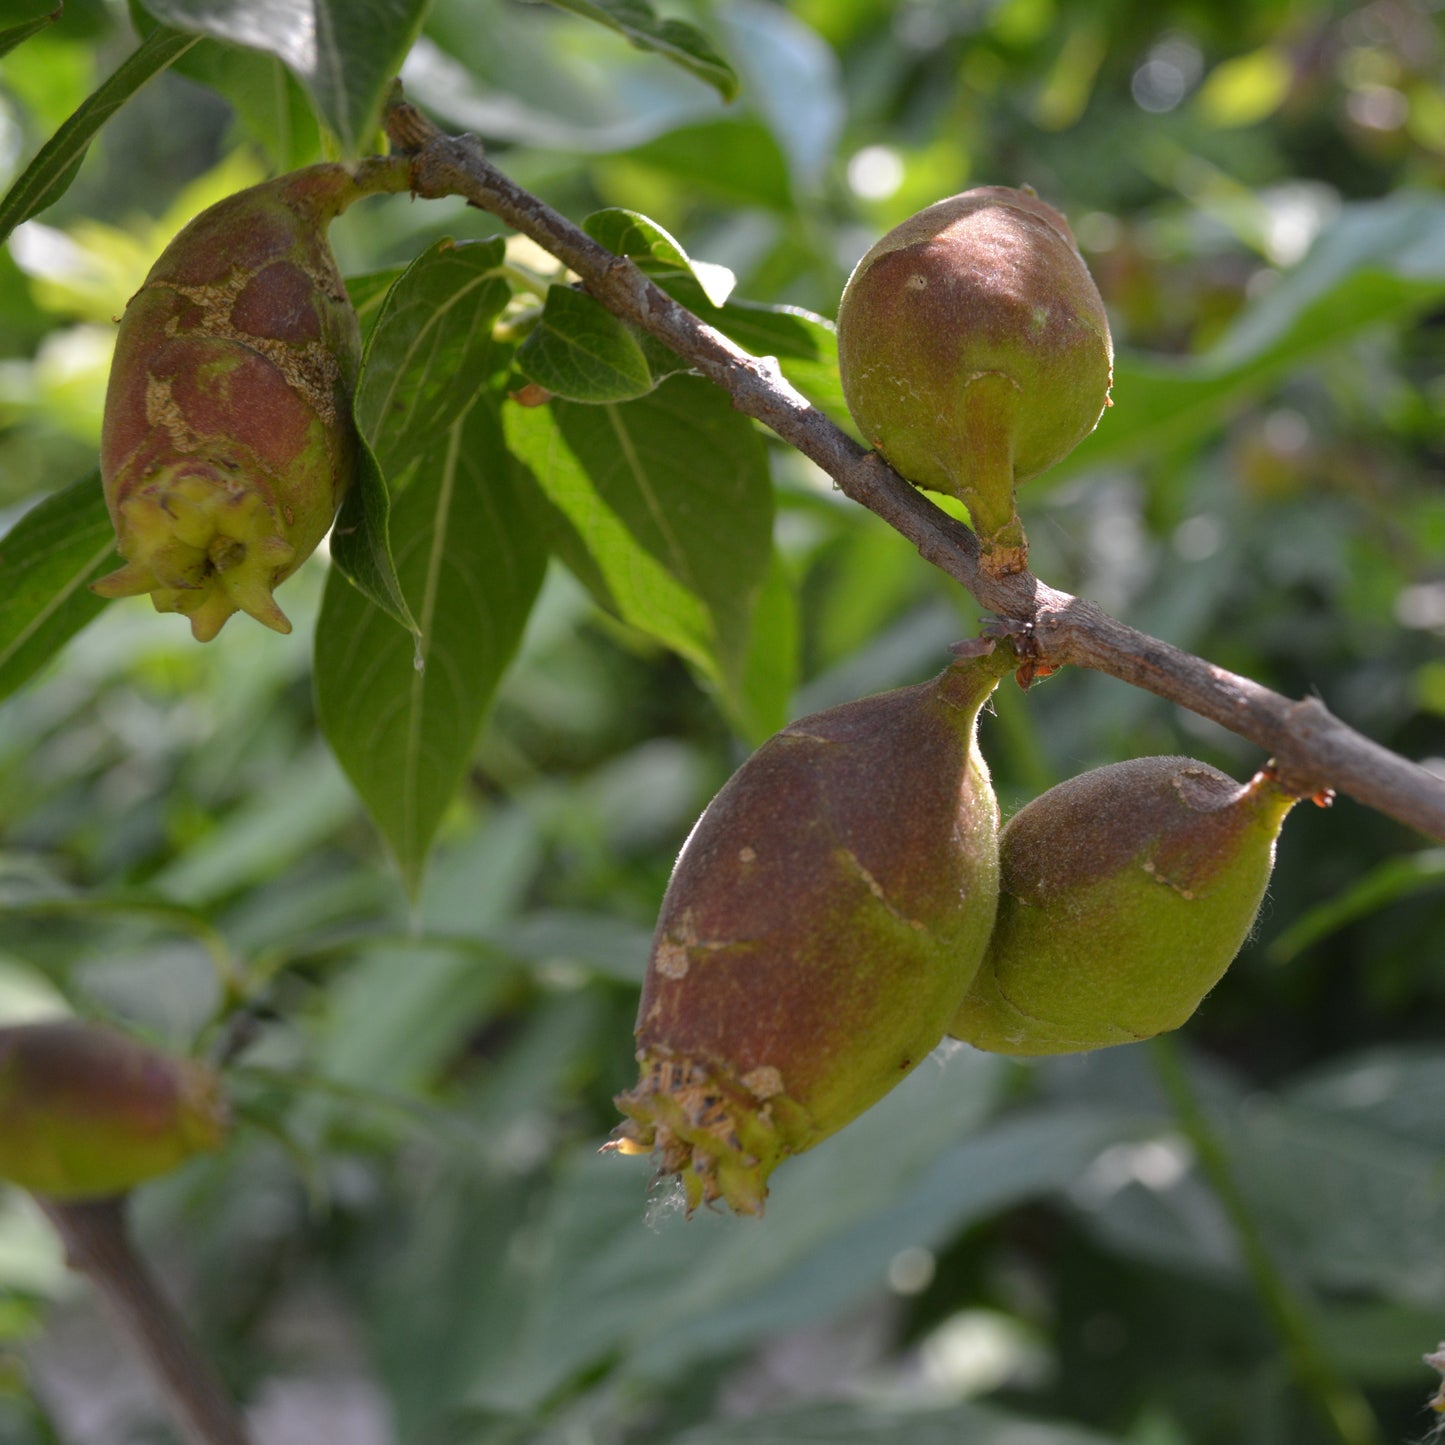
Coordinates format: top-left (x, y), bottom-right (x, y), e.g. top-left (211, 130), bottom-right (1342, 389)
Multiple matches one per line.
top-left (949, 758), bottom-right (1297, 1055)
top-left (92, 164), bottom-right (368, 641)
top-left (610, 647), bottom-right (1012, 1216)
top-left (836, 186), bottom-right (1113, 576)
top-left (0, 1022), bottom-right (227, 1199)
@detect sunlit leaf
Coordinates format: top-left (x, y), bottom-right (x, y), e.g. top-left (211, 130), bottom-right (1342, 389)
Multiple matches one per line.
top-left (503, 376), bottom-right (773, 721)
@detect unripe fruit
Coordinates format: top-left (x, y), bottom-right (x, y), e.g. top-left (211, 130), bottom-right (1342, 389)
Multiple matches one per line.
top-left (949, 758), bottom-right (1298, 1055)
top-left (836, 186), bottom-right (1113, 576)
top-left (92, 164), bottom-right (377, 641)
top-left (0, 1022), bottom-right (227, 1199)
top-left (609, 645), bottom-right (1012, 1215)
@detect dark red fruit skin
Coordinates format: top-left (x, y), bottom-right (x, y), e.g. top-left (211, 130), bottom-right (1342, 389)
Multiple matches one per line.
top-left (612, 649), bottom-right (1010, 1215)
top-left (99, 167), bottom-right (363, 544)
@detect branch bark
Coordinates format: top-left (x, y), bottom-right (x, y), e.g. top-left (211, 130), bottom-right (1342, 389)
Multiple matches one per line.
top-left (39, 1197), bottom-right (252, 1445)
top-left (387, 102), bottom-right (1445, 843)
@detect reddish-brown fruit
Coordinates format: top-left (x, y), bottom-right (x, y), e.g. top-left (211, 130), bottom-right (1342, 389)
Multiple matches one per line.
top-left (836, 186), bottom-right (1113, 576)
top-left (0, 1022), bottom-right (227, 1199)
top-left (608, 646), bottom-right (1013, 1216)
top-left (92, 163), bottom-right (394, 641)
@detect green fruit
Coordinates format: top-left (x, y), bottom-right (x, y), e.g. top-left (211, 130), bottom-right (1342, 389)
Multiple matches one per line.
top-left (0, 1022), bottom-right (228, 1199)
top-left (836, 186), bottom-right (1113, 576)
top-left (950, 757), bottom-right (1298, 1055)
top-left (609, 645), bottom-right (1012, 1215)
top-left (92, 164), bottom-right (378, 641)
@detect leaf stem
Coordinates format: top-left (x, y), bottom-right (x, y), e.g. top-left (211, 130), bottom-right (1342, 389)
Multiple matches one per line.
top-left (1148, 1036), bottom-right (1382, 1445)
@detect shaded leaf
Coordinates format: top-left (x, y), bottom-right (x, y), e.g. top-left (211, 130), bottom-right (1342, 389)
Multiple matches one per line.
top-left (332, 238), bottom-right (514, 634)
top-left (666, 1400), bottom-right (1122, 1445)
top-left (328, 439), bottom-right (420, 635)
top-left (1060, 191), bottom-right (1445, 481)
top-left (0, 472), bottom-right (114, 704)
top-left (516, 284), bottom-right (655, 403)
top-left (315, 392), bottom-right (548, 893)
top-left (170, 38), bottom-right (323, 171)
top-left (0, 25), bottom-right (200, 244)
top-left (0, 1), bottom-right (60, 61)
top-left (714, 0), bottom-right (843, 190)
top-left (622, 117), bottom-right (792, 210)
top-left (1268, 848), bottom-right (1445, 962)
top-left (534, 0), bottom-right (738, 102)
top-left (141, 0), bottom-right (430, 155)
top-left (441, 1048), bottom-right (1130, 1411)
top-left (355, 238), bottom-right (512, 465)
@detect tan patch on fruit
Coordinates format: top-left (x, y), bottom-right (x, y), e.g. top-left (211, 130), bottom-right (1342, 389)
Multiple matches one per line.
top-left (738, 846), bottom-right (757, 864)
top-left (655, 938), bottom-right (690, 979)
top-left (144, 374), bottom-right (204, 453)
top-left (741, 1066), bottom-right (784, 1100)
top-left (157, 274), bottom-right (342, 424)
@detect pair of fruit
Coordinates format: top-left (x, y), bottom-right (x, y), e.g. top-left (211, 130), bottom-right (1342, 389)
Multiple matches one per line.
top-left (610, 649), bottom-right (1299, 1215)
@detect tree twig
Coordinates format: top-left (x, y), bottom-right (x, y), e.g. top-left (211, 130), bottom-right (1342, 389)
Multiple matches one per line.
top-left (387, 101), bottom-right (1445, 843)
top-left (38, 1196), bottom-right (251, 1445)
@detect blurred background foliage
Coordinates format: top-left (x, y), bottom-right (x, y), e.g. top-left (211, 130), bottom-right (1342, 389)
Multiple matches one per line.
top-left (1, 0), bottom-right (1444, 1442)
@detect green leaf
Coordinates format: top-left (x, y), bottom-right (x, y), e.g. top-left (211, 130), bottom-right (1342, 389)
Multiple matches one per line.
top-left (503, 376), bottom-right (773, 718)
top-left (150, 746), bottom-right (359, 907)
top-left (327, 438), bottom-right (419, 635)
top-left (331, 237), bottom-right (513, 633)
top-left (515, 285), bottom-right (655, 403)
top-left (0, 25), bottom-right (200, 244)
top-left (0, 472), bottom-right (115, 705)
top-left (622, 117), bottom-right (793, 210)
top-left (170, 39), bottom-right (323, 171)
top-left (345, 265), bottom-right (407, 341)
top-left (315, 392), bottom-right (548, 893)
top-left (1059, 191), bottom-right (1445, 481)
top-left (582, 207), bottom-right (693, 274)
top-left (1268, 847), bottom-right (1445, 962)
top-left (665, 1400), bottom-right (1122, 1445)
top-left (734, 551), bottom-right (798, 743)
top-left (533, 0), bottom-right (738, 102)
top-left (660, 273), bottom-right (846, 420)
top-left (355, 238), bottom-right (512, 466)
top-left (0, 1), bottom-right (60, 61)
top-left (140, 0), bottom-right (430, 156)
top-left (584, 205), bottom-right (736, 306)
